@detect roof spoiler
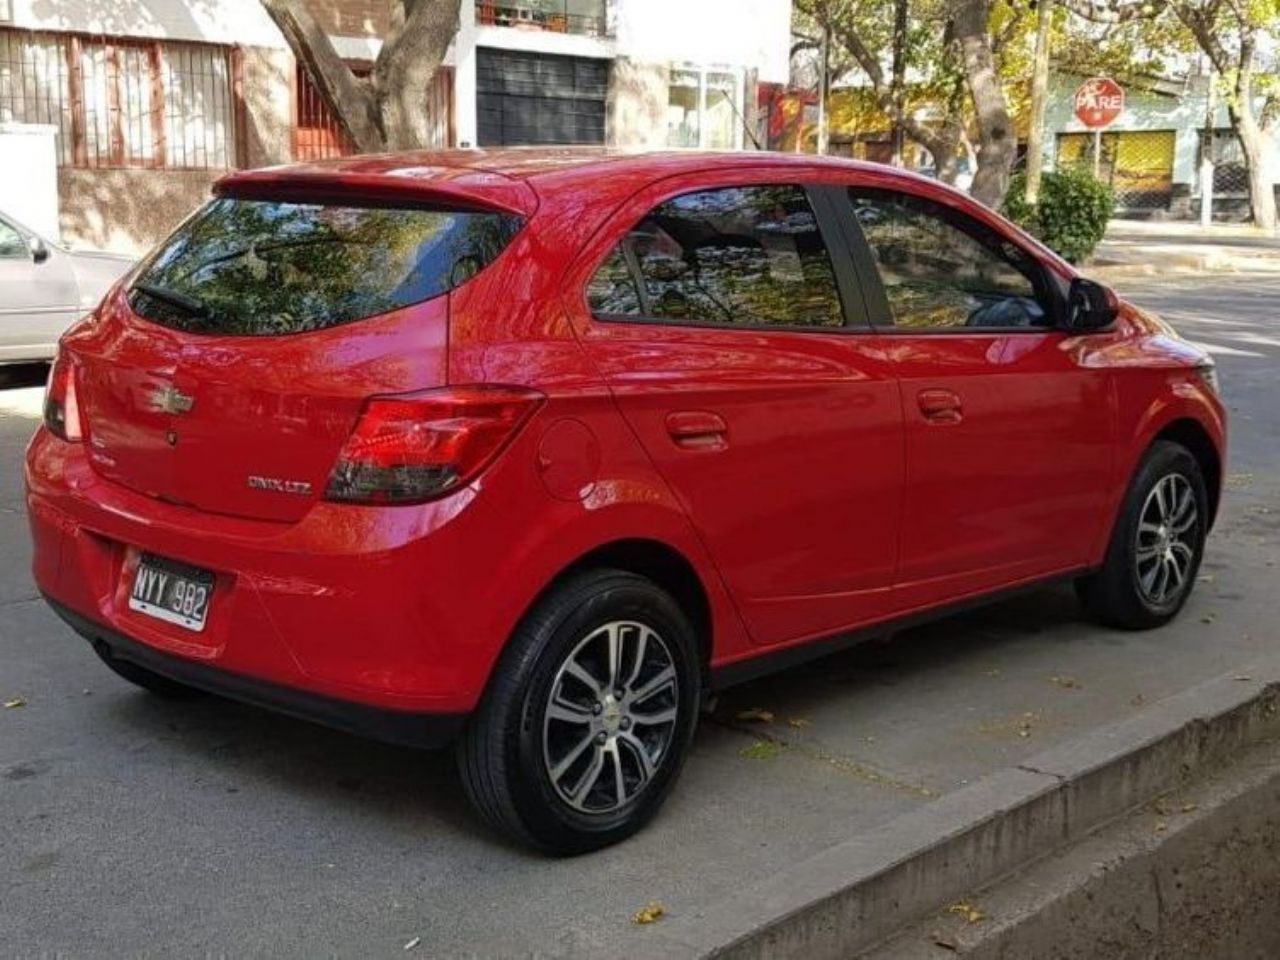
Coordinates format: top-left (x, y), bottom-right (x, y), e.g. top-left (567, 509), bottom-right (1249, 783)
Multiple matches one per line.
top-left (214, 165), bottom-right (538, 217)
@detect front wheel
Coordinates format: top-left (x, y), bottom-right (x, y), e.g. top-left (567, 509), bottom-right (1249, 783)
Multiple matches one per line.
top-left (1077, 440), bottom-right (1208, 629)
top-left (457, 570), bottom-right (701, 854)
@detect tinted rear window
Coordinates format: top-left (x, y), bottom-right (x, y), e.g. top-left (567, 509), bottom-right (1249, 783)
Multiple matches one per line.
top-left (128, 198), bottom-right (523, 335)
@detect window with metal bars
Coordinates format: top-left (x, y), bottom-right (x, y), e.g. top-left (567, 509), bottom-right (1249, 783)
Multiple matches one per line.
top-left (0, 28), bottom-right (240, 170)
top-left (293, 61), bottom-right (359, 161)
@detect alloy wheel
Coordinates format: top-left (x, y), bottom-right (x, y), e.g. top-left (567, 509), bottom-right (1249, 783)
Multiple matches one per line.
top-left (541, 621), bottom-right (680, 814)
top-left (1134, 472), bottom-right (1199, 606)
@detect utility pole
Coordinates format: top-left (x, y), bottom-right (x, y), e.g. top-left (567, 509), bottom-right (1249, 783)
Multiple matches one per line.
top-left (1200, 66), bottom-right (1216, 228)
top-left (817, 20), bottom-right (831, 155)
top-left (1025, 0), bottom-right (1053, 205)
top-left (891, 0), bottom-right (908, 166)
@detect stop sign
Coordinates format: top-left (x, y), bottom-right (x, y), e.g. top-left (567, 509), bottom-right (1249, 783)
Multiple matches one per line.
top-left (1073, 77), bottom-right (1125, 128)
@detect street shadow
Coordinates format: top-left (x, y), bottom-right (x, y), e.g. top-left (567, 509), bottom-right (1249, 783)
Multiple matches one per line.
top-left (101, 684), bottom-right (487, 844)
top-left (97, 581), bottom-right (1088, 852)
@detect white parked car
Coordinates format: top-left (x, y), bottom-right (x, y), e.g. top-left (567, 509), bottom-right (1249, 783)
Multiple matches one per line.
top-left (0, 210), bottom-right (133, 364)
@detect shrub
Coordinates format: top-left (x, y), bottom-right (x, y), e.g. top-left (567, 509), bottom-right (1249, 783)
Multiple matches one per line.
top-left (1004, 167), bottom-right (1116, 264)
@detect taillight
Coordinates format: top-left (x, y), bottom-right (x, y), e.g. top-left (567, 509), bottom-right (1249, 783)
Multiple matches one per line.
top-left (325, 386), bottom-right (544, 505)
top-left (43, 349), bottom-right (83, 442)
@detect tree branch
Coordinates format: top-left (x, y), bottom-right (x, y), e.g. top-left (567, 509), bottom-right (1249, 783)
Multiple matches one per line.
top-left (373, 0), bottom-right (461, 149)
top-left (259, 0), bottom-right (380, 150)
top-left (1059, 0), bottom-right (1168, 23)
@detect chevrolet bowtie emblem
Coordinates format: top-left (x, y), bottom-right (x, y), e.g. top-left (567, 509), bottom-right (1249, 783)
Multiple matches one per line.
top-left (149, 384), bottom-right (195, 415)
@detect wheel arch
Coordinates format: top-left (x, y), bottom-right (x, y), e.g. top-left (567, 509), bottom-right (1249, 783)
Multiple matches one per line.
top-left (1153, 417), bottom-right (1223, 528)
top-left (549, 538), bottom-right (714, 682)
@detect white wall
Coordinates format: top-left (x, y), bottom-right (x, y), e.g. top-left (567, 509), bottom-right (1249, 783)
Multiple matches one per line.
top-left (614, 0), bottom-right (791, 83)
top-left (0, 124), bottom-right (59, 240)
top-left (9, 0), bottom-right (287, 48)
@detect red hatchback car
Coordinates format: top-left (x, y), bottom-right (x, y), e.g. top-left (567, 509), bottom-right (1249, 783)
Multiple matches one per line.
top-left (27, 150), bottom-right (1225, 853)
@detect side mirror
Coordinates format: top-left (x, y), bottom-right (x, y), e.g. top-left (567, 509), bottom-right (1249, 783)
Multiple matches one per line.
top-left (28, 236), bottom-right (49, 264)
top-left (1065, 278), bottom-right (1118, 331)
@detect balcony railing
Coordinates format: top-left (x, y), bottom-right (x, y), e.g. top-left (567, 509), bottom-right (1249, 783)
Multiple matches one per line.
top-left (476, 3), bottom-right (611, 39)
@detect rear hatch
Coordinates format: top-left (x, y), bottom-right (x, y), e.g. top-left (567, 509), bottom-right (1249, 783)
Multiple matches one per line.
top-left (67, 172), bottom-right (530, 523)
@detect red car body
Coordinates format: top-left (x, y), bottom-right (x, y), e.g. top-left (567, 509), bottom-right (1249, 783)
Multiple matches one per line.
top-left (26, 150), bottom-right (1225, 749)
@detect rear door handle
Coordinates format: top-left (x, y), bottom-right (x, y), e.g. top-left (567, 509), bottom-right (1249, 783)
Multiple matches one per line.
top-left (917, 389), bottom-right (963, 424)
top-left (665, 410), bottom-right (728, 450)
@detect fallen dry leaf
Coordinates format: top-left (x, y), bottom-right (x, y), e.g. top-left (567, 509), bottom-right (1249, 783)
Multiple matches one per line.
top-left (1155, 821), bottom-right (1168, 833)
top-left (403, 936), bottom-right (421, 951)
top-left (931, 933), bottom-right (959, 951)
top-left (632, 903), bottom-right (666, 925)
top-left (786, 717), bottom-right (810, 728)
top-left (1049, 675), bottom-right (1080, 690)
top-left (736, 708), bottom-right (775, 723)
top-left (3, 697), bottom-right (26, 709)
top-left (1199, 614), bottom-right (1216, 624)
top-left (947, 900), bottom-right (986, 924)
top-left (1233, 676), bottom-right (1253, 682)
top-left (1181, 802), bottom-right (1199, 814)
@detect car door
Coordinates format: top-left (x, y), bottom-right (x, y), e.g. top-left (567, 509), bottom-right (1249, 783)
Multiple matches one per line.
top-left (836, 184), bottom-right (1115, 608)
top-left (565, 174), bottom-right (904, 646)
top-left (0, 215), bottom-right (81, 361)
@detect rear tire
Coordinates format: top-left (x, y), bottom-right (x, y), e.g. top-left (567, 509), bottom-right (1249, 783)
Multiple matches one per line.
top-left (457, 569), bottom-right (701, 855)
top-left (1077, 440), bottom-right (1208, 629)
top-left (92, 643), bottom-right (205, 700)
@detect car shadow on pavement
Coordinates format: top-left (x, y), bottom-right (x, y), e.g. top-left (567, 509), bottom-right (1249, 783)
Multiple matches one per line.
top-left (98, 682), bottom-right (487, 843)
top-left (91, 582), bottom-right (1091, 853)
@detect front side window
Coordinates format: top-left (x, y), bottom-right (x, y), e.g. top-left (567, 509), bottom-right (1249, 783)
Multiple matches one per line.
top-left (851, 189), bottom-right (1049, 330)
top-left (587, 185), bottom-right (843, 330)
top-left (128, 198), bottom-right (523, 336)
top-left (0, 219), bottom-right (24, 258)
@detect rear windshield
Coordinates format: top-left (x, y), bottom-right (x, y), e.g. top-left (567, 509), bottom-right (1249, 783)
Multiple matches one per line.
top-left (127, 198), bottom-right (523, 335)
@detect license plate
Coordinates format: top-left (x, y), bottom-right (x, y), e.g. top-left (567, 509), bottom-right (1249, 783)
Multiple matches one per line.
top-left (128, 553), bottom-right (215, 633)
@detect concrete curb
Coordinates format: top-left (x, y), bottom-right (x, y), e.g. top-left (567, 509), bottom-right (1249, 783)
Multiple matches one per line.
top-left (624, 658), bottom-right (1280, 960)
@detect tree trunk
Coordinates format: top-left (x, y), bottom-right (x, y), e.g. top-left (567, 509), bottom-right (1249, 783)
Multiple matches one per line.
top-left (1172, 6), bottom-right (1276, 230)
top-left (890, 0), bottom-right (908, 166)
top-left (953, 0), bottom-right (1017, 208)
top-left (1024, 0), bottom-right (1054, 205)
top-left (371, 0), bottom-right (461, 150)
top-left (1233, 108), bottom-right (1277, 231)
top-left (260, 0), bottom-right (460, 154)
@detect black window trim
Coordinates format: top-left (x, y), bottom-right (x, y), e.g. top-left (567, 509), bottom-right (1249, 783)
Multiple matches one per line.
top-left (836, 183), bottom-right (1070, 336)
top-left (587, 182), bottom-right (873, 336)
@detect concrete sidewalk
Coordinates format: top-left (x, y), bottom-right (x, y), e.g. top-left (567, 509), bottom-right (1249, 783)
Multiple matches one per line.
top-left (1091, 218), bottom-right (1280, 277)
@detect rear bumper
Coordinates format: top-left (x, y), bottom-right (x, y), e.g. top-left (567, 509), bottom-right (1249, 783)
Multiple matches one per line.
top-left (24, 427), bottom-right (518, 723)
top-left (46, 595), bottom-right (466, 749)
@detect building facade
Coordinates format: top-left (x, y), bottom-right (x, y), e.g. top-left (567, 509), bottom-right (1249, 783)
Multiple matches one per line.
top-left (0, 0), bottom-right (791, 252)
top-left (1042, 72), bottom-right (1280, 221)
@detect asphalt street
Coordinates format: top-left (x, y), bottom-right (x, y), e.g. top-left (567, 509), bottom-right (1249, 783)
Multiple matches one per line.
top-left (2, 276), bottom-right (1277, 958)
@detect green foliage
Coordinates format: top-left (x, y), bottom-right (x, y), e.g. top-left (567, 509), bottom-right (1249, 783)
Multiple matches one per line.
top-left (1004, 168), bottom-right (1116, 263)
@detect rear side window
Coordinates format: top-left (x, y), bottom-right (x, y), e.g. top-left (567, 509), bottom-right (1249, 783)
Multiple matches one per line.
top-left (586, 185), bottom-right (844, 329)
top-left (128, 198), bottom-right (523, 335)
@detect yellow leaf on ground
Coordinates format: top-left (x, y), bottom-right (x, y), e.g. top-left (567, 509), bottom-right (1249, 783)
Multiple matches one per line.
top-left (632, 903), bottom-right (666, 925)
top-left (947, 901), bottom-right (986, 924)
top-left (735, 708), bottom-right (775, 723)
top-left (3, 697), bottom-right (26, 709)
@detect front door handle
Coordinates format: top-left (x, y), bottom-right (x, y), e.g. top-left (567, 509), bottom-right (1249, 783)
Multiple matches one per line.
top-left (665, 410), bottom-right (728, 450)
top-left (917, 389), bottom-right (963, 424)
